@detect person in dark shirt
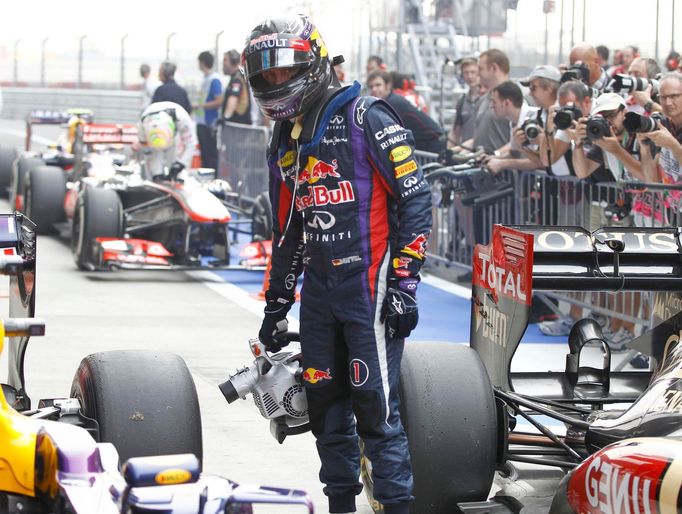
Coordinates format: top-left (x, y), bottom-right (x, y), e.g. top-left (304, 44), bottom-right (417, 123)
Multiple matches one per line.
top-left (221, 50), bottom-right (252, 125)
top-left (367, 69), bottom-right (445, 153)
top-left (152, 61), bottom-right (192, 115)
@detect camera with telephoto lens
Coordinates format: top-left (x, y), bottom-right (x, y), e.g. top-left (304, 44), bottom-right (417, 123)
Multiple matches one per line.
top-left (554, 104), bottom-right (583, 130)
top-left (609, 74), bottom-right (660, 96)
top-left (521, 118), bottom-right (541, 141)
top-left (623, 111), bottom-right (668, 133)
top-left (585, 114), bottom-right (613, 141)
top-left (561, 63), bottom-right (591, 84)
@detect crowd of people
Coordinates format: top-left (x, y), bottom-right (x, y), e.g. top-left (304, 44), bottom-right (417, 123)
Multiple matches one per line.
top-left (376, 42), bottom-right (681, 368)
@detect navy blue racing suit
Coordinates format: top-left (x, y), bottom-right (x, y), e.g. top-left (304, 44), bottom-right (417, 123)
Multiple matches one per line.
top-left (266, 82), bottom-right (432, 513)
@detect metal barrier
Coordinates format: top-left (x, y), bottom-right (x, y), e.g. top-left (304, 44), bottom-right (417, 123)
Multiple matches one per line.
top-left (1, 87), bottom-right (142, 123)
top-left (217, 121), bottom-right (270, 214)
top-left (413, 149), bottom-right (440, 165)
top-left (426, 166), bottom-right (516, 270)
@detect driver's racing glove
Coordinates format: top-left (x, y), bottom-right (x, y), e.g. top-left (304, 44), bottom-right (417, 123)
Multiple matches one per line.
top-left (381, 277), bottom-right (419, 339)
top-left (258, 291), bottom-right (294, 352)
top-left (169, 161), bottom-right (185, 180)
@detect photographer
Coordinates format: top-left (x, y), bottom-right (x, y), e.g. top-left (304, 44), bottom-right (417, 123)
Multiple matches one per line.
top-left (540, 81), bottom-right (593, 177)
top-left (520, 65), bottom-right (574, 177)
top-left (568, 43), bottom-right (611, 92)
top-left (484, 81), bottom-right (543, 174)
top-left (625, 57), bottom-right (662, 115)
top-left (638, 72), bottom-right (682, 188)
top-left (573, 92), bottom-right (643, 186)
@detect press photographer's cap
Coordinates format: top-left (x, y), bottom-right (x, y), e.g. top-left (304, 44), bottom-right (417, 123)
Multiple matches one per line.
top-left (591, 92), bottom-right (627, 115)
top-left (520, 65), bottom-right (561, 85)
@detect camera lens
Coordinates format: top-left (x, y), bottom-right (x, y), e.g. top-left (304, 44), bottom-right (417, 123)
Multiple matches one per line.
top-left (623, 112), bottom-right (657, 133)
top-left (555, 111), bottom-right (573, 130)
top-left (586, 116), bottom-right (611, 140)
top-left (524, 124), bottom-right (540, 139)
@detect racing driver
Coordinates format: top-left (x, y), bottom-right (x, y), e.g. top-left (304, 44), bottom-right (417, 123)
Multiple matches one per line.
top-left (137, 101), bottom-right (198, 182)
top-left (244, 14), bottom-right (432, 514)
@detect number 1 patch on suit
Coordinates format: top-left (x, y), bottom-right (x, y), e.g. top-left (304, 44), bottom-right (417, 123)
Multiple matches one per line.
top-left (350, 358), bottom-right (369, 386)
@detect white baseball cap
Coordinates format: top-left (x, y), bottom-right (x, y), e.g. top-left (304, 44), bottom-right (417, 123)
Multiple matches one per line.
top-left (591, 92), bottom-right (627, 115)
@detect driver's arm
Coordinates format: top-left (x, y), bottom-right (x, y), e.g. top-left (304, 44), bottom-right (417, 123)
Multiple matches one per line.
top-left (223, 78), bottom-right (244, 120)
top-left (175, 109), bottom-right (199, 168)
top-left (365, 103), bottom-right (432, 281)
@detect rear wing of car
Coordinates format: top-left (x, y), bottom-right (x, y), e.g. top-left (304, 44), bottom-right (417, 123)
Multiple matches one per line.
top-left (80, 123), bottom-right (138, 145)
top-left (471, 224), bottom-right (682, 390)
top-left (25, 108), bottom-right (93, 150)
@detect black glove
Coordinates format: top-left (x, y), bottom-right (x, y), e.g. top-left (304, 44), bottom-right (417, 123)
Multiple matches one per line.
top-left (381, 277), bottom-right (419, 339)
top-left (169, 161), bottom-right (185, 180)
top-left (258, 293), bottom-right (293, 352)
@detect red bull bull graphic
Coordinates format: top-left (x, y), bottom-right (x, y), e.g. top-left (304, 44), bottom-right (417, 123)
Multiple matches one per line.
top-left (295, 181), bottom-right (355, 211)
top-left (392, 256), bottom-right (412, 277)
top-left (302, 367), bottom-right (333, 384)
top-left (298, 157), bottom-right (340, 185)
top-left (403, 234), bottom-right (429, 260)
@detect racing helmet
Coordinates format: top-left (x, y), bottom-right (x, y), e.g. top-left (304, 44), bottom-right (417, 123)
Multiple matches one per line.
top-left (141, 110), bottom-right (176, 150)
top-left (242, 14), bottom-right (333, 121)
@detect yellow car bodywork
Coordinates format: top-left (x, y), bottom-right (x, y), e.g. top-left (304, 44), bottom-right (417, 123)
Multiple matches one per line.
top-left (0, 321), bottom-right (37, 497)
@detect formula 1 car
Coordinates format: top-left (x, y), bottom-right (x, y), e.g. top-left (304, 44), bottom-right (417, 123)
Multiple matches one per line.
top-left (360, 224), bottom-right (682, 514)
top-left (12, 118), bottom-right (249, 271)
top-left (64, 159), bottom-right (235, 271)
top-left (0, 109), bottom-right (94, 210)
top-left (0, 212), bottom-right (313, 513)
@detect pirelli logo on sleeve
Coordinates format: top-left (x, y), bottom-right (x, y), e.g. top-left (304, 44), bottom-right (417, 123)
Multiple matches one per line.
top-left (394, 159), bottom-right (418, 178)
top-left (389, 145), bottom-right (412, 163)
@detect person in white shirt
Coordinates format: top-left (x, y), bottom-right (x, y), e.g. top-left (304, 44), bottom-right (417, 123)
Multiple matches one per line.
top-left (484, 80), bottom-right (543, 174)
top-left (138, 101), bottom-right (197, 182)
top-left (139, 64), bottom-right (161, 111)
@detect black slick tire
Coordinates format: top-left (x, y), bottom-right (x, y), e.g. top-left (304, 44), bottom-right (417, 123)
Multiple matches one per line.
top-left (70, 350), bottom-right (203, 467)
top-left (12, 156), bottom-right (44, 212)
top-left (361, 342), bottom-right (497, 514)
top-left (0, 147), bottom-right (18, 199)
top-left (71, 187), bottom-right (123, 270)
top-left (24, 165), bottom-right (66, 234)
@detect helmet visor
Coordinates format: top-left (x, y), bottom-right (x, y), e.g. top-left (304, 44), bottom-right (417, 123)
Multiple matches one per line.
top-left (243, 35), bottom-right (313, 80)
